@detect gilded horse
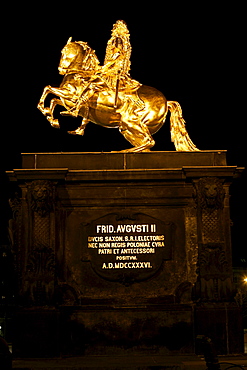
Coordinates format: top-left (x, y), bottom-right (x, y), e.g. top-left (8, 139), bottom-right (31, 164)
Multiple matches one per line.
top-left (37, 39), bottom-right (198, 152)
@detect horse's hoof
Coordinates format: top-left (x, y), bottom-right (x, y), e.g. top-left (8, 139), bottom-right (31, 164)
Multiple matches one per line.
top-left (37, 104), bottom-right (45, 113)
top-left (49, 119), bottom-right (60, 128)
top-left (52, 123), bottom-right (60, 129)
top-left (68, 129), bottom-right (84, 136)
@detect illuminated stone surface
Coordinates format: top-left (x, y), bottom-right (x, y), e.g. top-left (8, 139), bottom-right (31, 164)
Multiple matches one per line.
top-left (7, 151), bottom-right (243, 357)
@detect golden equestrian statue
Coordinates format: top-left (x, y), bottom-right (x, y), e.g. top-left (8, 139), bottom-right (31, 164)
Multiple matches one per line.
top-left (38, 20), bottom-right (199, 152)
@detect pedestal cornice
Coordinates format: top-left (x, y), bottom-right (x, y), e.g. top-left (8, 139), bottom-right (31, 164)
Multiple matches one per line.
top-left (6, 151), bottom-right (244, 183)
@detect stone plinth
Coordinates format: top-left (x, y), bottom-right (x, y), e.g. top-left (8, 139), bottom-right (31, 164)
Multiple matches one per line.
top-left (21, 150), bottom-right (227, 170)
top-left (6, 151), bottom-right (244, 357)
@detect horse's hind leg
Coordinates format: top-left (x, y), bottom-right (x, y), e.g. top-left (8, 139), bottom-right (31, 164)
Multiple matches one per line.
top-left (68, 105), bottom-right (90, 136)
top-left (68, 118), bottom-right (89, 136)
top-left (119, 119), bottom-right (155, 152)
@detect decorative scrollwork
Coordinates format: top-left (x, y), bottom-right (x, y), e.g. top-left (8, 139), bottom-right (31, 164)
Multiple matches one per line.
top-left (24, 245), bottom-right (55, 305)
top-left (199, 245), bottom-right (229, 277)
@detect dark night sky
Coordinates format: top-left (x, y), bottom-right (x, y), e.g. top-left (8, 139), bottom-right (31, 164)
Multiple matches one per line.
top-left (1, 4), bottom-right (246, 263)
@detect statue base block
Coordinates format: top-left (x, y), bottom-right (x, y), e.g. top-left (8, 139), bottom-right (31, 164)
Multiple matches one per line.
top-left (7, 151), bottom-right (243, 357)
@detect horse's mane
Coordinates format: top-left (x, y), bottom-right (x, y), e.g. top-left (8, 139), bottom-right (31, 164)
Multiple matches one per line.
top-left (74, 41), bottom-right (100, 72)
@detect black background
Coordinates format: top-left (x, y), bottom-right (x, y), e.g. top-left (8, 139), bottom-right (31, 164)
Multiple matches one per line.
top-left (1, 4), bottom-right (246, 264)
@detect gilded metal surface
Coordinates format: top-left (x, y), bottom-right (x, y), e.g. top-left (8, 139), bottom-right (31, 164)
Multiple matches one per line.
top-left (38, 20), bottom-right (198, 152)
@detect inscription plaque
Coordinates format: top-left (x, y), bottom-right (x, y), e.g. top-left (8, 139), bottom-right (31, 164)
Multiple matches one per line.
top-left (82, 213), bottom-right (175, 284)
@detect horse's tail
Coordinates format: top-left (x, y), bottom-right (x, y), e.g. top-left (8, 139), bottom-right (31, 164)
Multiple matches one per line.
top-left (167, 101), bottom-right (199, 151)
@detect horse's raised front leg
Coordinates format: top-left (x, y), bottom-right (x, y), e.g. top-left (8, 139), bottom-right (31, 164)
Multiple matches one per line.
top-left (45, 98), bottom-right (65, 128)
top-left (37, 86), bottom-right (61, 128)
top-left (37, 85), bottom-right (52, 114)
top-left (37, 85), bottom-right (76, 128)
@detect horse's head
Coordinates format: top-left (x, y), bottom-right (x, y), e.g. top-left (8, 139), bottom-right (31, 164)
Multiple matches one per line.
top-left (59, 38), bottom-right (87, 74)
top-left (59, 38), bottom-right (100, 75)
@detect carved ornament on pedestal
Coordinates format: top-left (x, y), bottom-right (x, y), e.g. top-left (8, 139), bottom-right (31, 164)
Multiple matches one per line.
top-left (193, 177), bottom-right (234, 301)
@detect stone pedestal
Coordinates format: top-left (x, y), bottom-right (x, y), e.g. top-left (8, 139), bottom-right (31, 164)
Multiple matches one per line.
top-left (6, 151), bottom-right (243, 357)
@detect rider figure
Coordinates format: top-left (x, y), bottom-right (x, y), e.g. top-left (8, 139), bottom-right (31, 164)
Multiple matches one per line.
top-left (66, 20), bottom-right (143, 118)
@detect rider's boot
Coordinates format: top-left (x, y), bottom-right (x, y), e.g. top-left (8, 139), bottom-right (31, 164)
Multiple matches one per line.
top-left (61, 90), bottom-right (91, 117)
top-left (60, 103), bottom-right (82, 117)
